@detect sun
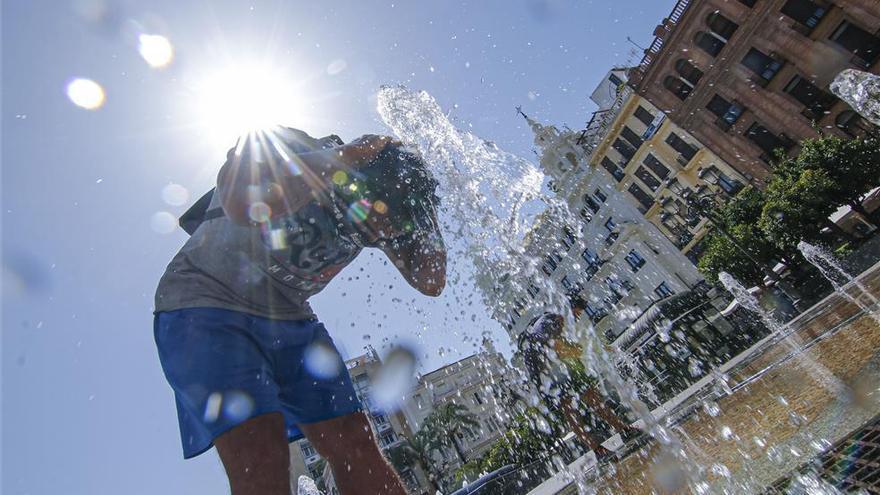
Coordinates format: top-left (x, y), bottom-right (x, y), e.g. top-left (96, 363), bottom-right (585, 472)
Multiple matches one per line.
top-left (192, 62), bottom-right (307, 148)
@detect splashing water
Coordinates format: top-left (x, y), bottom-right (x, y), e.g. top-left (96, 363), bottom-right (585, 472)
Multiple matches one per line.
top-left (718, 272), bottom-right (846, 395)
top-left (377, 86), bottom-right (700, 491)
top-left (830, 69), bottom-right (880, 126)
top-left (797, 241), bottom-right (880, 325)
top-left (377, 85), bottom-right (545, 300)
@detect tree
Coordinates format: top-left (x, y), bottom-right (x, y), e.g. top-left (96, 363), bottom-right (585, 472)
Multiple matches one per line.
top-left (697, 187), bottom-right (785, 286)
top-left (386, 434), bottom-right (441, 492)
top-left (792, 136), bottom-right (880, 225)
top-left (420, 402), bottom-right (480, 465)
top-left (759, 167), bottom-right (840, 253)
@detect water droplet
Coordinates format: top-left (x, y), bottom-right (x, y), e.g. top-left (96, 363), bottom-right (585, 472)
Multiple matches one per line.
top-left (138, 34), bottom-right (174, 68)
top-left (66, 78), bottom-right (105, 110)
top-left (327, 59), bottom-right (347, 75)
top-left (151, 211), bottom-right (177, 234)
top-left (304, 342), bottom-right (342, 379)
top-left (161, 183), bottom-right (189, 206)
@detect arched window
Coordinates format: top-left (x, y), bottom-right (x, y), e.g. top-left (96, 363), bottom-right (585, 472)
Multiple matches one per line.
top-left (675, 59), bottom-right (704, 86)
top-left (694, 31), bottom-right (726, 57)
top-left (835, 110), bottom-right (878, 139)
top-left (664, 75), bottom-right (693, 100)
top-left (706, 11), bottom-right (739, 40)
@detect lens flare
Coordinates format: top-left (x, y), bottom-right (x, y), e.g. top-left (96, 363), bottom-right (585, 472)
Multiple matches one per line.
top-left (138, 34), bottom-right (174, 68)
top-left (161, 183), bottom-right (189, 206)
top-left (66, 78), bottom-right (105, 110)
top-left (347, 200), bottom-right (371, 223)
top-left (151, 211), bottom-right (177, 234)
top-left (304, 342), bottom-right (341, 379)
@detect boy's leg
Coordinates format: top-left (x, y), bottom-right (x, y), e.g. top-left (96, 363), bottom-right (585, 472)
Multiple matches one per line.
top-left (559, 398), bottom-right (611, 455)
top-left (215, 412), bottom-right (291, 495)
top-left (299, 412), bottom-right (407, 495)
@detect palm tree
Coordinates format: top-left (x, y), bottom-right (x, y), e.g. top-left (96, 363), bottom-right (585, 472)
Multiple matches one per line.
top-left (420, 402), bottom-right (480, 465)
top-left (386, 433), bottom-right (441, 492)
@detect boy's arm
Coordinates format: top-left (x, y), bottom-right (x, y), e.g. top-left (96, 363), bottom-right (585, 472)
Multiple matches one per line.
top-left (217, 135), bottom-right (394, 225)
top-left (380, 234), bottom-right (447, 297)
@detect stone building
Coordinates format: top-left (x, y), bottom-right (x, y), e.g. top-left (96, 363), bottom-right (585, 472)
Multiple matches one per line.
top-left (590, 82), bottom-right (748, 264)
top-left (399, 349), bottom-right (513, 489)
top-left (629, 0), bottom-right (880, 184)
top-left (493, 111), bottom-right (706, 345)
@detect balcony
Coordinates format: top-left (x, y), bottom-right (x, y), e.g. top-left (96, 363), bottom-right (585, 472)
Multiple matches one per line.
top-left (631, 0), bottom-right (693, 87)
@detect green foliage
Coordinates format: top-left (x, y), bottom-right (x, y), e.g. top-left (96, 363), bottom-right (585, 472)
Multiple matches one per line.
top-left (387, 434), bottom-right (440, 491)
top-left (697, 136), bottom-right (880, 285)
top-left (419, 402), bottom-right (480, 464)
top-left (759, 167), bottom-right (838, 253)
top-left (697, 187), bottom-right (781, 286)
top-left (793, 136), bottom-right (880, 210)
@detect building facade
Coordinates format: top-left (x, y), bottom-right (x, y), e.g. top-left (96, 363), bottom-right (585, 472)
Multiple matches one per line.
top-left (399, 349), bottom-right (513, 486)
top-left (629, 0), bottom-right (880, 184)
top-left (590, 84), bottom-right (749, 264)
top-left (494, 112), bottom-right (706, 345)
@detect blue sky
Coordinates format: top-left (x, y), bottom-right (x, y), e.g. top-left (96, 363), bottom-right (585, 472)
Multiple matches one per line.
top-left (2, 0), bottom-right (674, 493)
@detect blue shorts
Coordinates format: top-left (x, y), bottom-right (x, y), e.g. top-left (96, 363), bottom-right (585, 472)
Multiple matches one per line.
top-left (154, 308), bottom-right (361, 459)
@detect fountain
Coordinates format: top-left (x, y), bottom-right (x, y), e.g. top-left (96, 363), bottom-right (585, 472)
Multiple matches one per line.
top-left (377, 86), bottom-right (703, 493)
top-left (830, 69), bottom-right (880, 126)
top-left (718, 272), bottom-right (846, 396)
top-left (798, 241), bottom-right (880, 325)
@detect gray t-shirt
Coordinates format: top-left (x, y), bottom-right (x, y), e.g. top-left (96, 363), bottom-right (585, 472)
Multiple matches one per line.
top-left (154, 192), bottom-right (363, 320)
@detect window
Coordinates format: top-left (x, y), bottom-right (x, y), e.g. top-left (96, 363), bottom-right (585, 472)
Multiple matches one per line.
top-left (378, 431), bottom-right (398, 448)
top-left (664, 75), bottom-right (694, 100)
top-left (741, 48), bottom-right (783, 84)
top-left (584, 304), bottom-right (608, 324)
top-left (621, 126), bottom-right (645, 150)
top-left (473, 392), bottom-right (483, 405)
top-left (739, 0), bottom-right (757, 6)
top-left (542, 254), bottom-right (559, 274)
top-left (601, 157), bottom-right (626, 182)
top-left (830, 21), bottom-right (880, 67)
top-left (300, 442), bottom-right (318, 459)
top-left (643, 154), bottom-right (670, 180)
top-left (527, 281), bottom-right (541, 298)
top-left (675, 59), bottom-right (704, 86)
top-left (706, 11), bottom-right (739, 40)
top-left (584, 194), bottom-right (601, 214)
top-left (625, 250), bottom-right (646, 272)
top-left (694, 31), bottom-right (726, 57)
top-left (580, 207), bottom-right (594, 222)
top-left (784, 75), bottom-right (837, 119)
top-left (561, 226), bottom-right (576, 250)
top-left (609, 73), bottom-right (624, 87)
top-left (717, 172), bottom-right (744, 195)
top-left (746, 122), bottom-right (794, 160)
top-left (781, 0), bottom-right (826, 31)
top-left (612, 138), bottom-right (636, 162)
top-left (594, 188), bottom-right (607, 203)
top-left (634, 106), bottom-right (654, 127)
top-left (706, 94), bottom-right (745, 129)
top-left (582, 248), bottom-right (600, 265)
top-left (836, 110), bottom-right (878, 139)
top-left (666, 132), bottom-right (698, 162)
top-left (604, 217), bottom-right (617, 232)
top-left (628, 183), bottom-right (654, 213)
top-left (560, 275), bottom-right (571, 289)
top-left (655, 282), bottom-right (676, 299)
top-left (372, 412), bottom-right (389, 426)
top-left (635, 166), bottom-right (662, 191)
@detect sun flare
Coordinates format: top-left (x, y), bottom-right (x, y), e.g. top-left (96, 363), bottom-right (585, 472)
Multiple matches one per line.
top-left (193, 63), bottom-right (306, 148)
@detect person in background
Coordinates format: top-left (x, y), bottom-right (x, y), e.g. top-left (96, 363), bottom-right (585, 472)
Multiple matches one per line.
top-left (518, 293), bottom-right (640, 461)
